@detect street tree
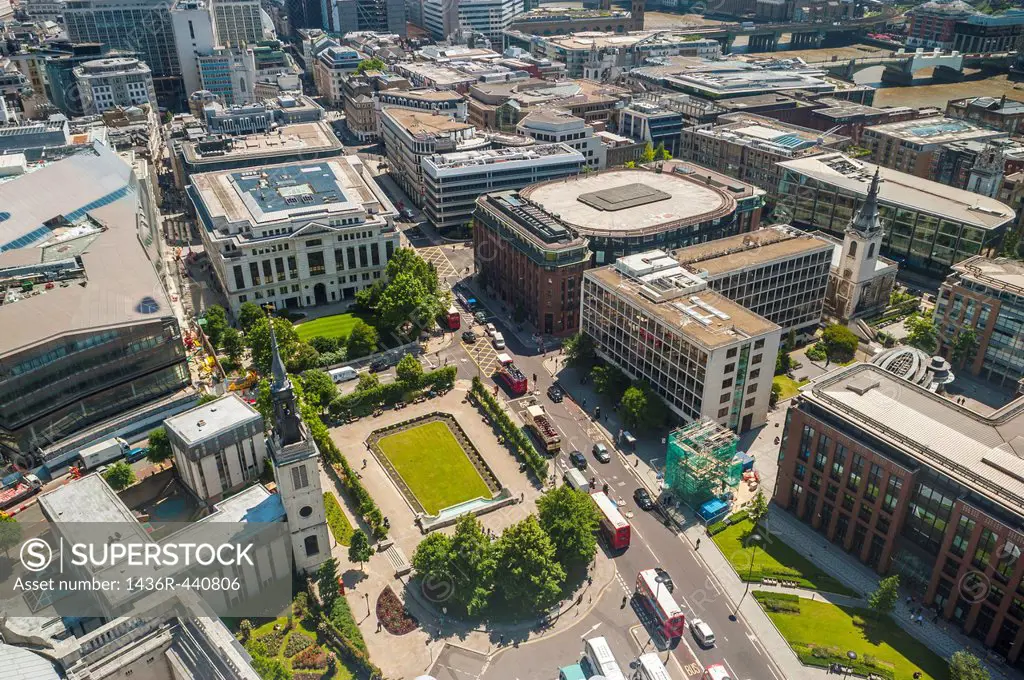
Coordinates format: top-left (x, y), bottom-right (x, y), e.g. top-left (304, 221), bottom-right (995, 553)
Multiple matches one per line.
top-left (563, 332), bottom-right (596, 367)
top-left (620, 385), bottom-right (647, 430)
top-left (348, 530), bottom-right (372, 571)
top-left (246, 316), bottom-right (300, 374)
top-left (641, 142), bottom-right (655, 163)
top-left (0, 512), bottom-right (22, 558)
top-left (221, 327), bottom-right (244, 363)
top-left (411, 531), bottom-right (455, 602)
top-left (203, 305), bottom-right (229, 347)
top-left (868, 574), bottom-right (900, 617)
top-left (952, 329), bottom-right (979, 368)
top-left (449, 515), bottom-right (495, 616)
top-left (820, 324), bottom-right (858, 363)
top-left (396, 353), bottom-right (424, 385)
top-left (386, 248), bottom-right (440, 295)
top-left (494, 516), bottom-right (565, 613)
top-left (286, 342), bottom-right (320, 373)
top-left (376, 272), bottom-right (438, 333)
top-left (592, 365), bottom-right (629, 401)
top-left (300, 369), bottom-right (336, 411)
top-left (775, 349), bottom-right (792, 376)
top-left (537, 485), bottom-right (599, 569)
top-left (905, 315), bottom-right (939, 354)
top-left (317, 557), bottom-right (340, 610)
top-left (346, 320), bottom-right (378, 359)
top-left (356, 371), bottom-right (380, 392)
top-left (769, 382), bottom-right (782, 408)
top-left (950, 650), bottom-right (990, 680)
top-left (146, 427), bottom-right (173, 464)
top-left (238, 302), bottom-right (266, 334)
top-left (748, 489), bottom-right (769, 528)
top-left (103, 461), bottom-right (136, 491)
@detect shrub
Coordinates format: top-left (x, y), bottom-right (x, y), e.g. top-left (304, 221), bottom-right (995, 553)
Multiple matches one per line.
top-left (284, 631), bottom-right (315, 657)
top-left (292, 645), bottom-right (328, 670)
top-left (255, 629), bottom-right (285, 656)
top-left (806, 344), bottom-right (827, 362)
top-left (707, 521), bottom-right (728, 536)
top-left (469, 377), bottom-right (548, 481)
top-left (727, 510), bottom-right (748, 524)
top-left (329, 596), bottom-right (367, 654)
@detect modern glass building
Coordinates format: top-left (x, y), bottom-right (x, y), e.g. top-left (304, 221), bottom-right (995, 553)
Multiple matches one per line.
top-left (776, 153), bottom-right (1014, 275)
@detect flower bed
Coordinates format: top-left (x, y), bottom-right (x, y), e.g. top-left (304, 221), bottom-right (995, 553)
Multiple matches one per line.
top-left (284, 631), bottom-right (315, 657)
top-left (256, 629), bottom-right (285, 656)
top-left (376, 585), bottom-right (419, 635)
top-left (293, 645), bottom-right (329, 670)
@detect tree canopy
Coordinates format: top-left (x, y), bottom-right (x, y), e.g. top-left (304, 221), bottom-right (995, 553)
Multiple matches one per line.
top-left (563, 332), bottom-right (596, 367)
top-left (396, 353), bottom-right (424, 384)
top-left (221, 327), bottom-right (244, 362)
top-left (952, 329), bottom-right (978, 368)
top-left (238, 302), bottom-right (266, 334)
top-left (353, 57), bottom-right (386, 75)
top-left (494, 516), bottom-right (565, 612)
top-left (246, 316), bottom-right (301, 374)
top-left (146, 427), bottom-right (173, 464)
top-left (592, 365), bottom-right (629, 401)
top-left (348, 529), bottom-right (372, 569)
top-left (203, 305), bottom-right (229, 347)
top-left (317, 557), bottom-right (341, 610)
top-left (620, 383), bottom-right (666, 431)
top-left (820, 324), bottom-right (858, 363)
top-left (641, 142), bottom-right (655, 163)
top-left (905, 315), bottom-right (939, 354)
top-left (346, 320), bottom-right (378, 359)
top-left (537, 486), bottom-right (599, 569)
top-left (950, 650), bottom-right (990, 680)
top-left (0, 512), bottom-right (22, 558)
top-left (103, 461), bottom-right (135, 490)
top-left (448, 515), bottom-right (494, 616)
top-left (300, 369), bottom-right (336, 410)
top-left (868, 574), bottom-right (900, 617)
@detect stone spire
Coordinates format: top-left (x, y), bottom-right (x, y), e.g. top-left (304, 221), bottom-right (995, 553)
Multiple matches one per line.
top-left (268, 318), bottom-right (302, 446)
top-left (270, 318), bottom-right (288, 391)
top-left (848, 168), bottom-right (882, 236)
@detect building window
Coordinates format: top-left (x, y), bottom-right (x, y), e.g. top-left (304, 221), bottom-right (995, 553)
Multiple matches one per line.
top-left (727, 347), bottom-right (737, 358)
top-left (722, 378), bottom-right (733, 389)
top-left (724, 363), bottom-right (735, 373)
top-left (831, 444), bottom-right (847, 481)
top-left (720, 393), bottom-right (731, 404)
top-left (718, 407), bottom-right (728, 418)
top-left (864, 463), bottom-right (883, 503)
top-left (299, 505), bottom-right (313, 518)
top-left (973, 528), bottom-right (997, 570)
top-left (291, 465), bottom-right (309, 490)
top-left (951, 515), bottom-right (976, 558)
top-left (798, 424), bottom-right (815, 462)
top-left (882, 475), bottom-right (902, 513)
top-left (848, 454), bottom-right (864, 491)
top-left (304, 534), bottom-right (320, 557)
top-left (751, 353), bottom-right (762, 365)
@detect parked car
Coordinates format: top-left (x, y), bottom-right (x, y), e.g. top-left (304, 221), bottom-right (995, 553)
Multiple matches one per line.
top-left (633, 487), bottom-right (654, 510)
top-left (492, 332), bottom-right (505, 349)
top-left (592, 443), bottom-right (610, 463)
top-left (462, 330), bottom-right (477, 343)
top-left (547, 385), bottom-right (564, 403)
top-left (569, 450), bottom-right (587, 471)
top-left (485, 323), bottom-right (496, 337)
top-left (369, 358), bottom-right (389, 372)
top-left (402, 208), bottom-right (415, 220)
top-left (126, 446), bottom-right (149, 462)
top-left (474, 311), bottom-right (488, 324)
top-left (654, 567), bottom-right (675, 593)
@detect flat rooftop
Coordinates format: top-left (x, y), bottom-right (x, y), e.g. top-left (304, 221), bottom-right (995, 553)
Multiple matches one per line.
top-left (543, 30), bottom-right (717, 50)
top-left (478, 191), bottom-right (589, 251)
top-left (695, 112), bottom-right (847, 156)
top-left (385, 88), bottom-right (464, 103)
top-left (521, 168), bottom-right (736, 237)
top-left (424, 143), bottom-right (582, 172)
top-left (952, 256), bottom-right (1024, 295)
top-left (777, 153), bottom-right (1015, 230)
top-left (587, 258), bottom-right (779, 349)
top-left (164, 393), bottom-right (261, 446)
top-left (803, 363), bottom-right (1024, 517)
top-left (635, 59), bottom-right (837, 96)
top-left (674, 225), bottom-right (834, 276)
top-left (513, 6), bottom-right (631, 20)
top-left (203, 483), bottom-right (286, 523)
top-left (38, 472), bottom-right (142, 526)
top-left (865, 116), bottom-right (1006, 145)
top-left (658, 159), bottom-right (766, 201)
top-left (182, 121), bottom-right (341, 164)
top-left (382, 107), bottom-right (474, 136)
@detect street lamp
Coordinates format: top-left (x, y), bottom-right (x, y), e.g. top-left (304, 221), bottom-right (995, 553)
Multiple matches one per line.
top-left (734, 533), bottom-right (762, 616)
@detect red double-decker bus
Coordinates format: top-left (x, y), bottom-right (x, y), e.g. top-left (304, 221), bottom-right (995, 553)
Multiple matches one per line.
top-left (636, 568), bottom-right (685, 639)
top-left (446, 305), bottom-right (461, 330)
top-left (591, 491), bottom-right (630, 550)
top-left (495, 359), bottom-right (528, 395)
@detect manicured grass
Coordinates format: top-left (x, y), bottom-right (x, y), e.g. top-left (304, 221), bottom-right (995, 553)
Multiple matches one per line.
top-left (755, 593), bottom-right (949, 680)
top-left (251, 616), bottom-right (355, 680)
top-left (773, 374), bottom-right (810, 401)
top-left (324, 491), bottom-right (354, 546)
top-left (295, 312), bottom-right (370, 341)
top-left (712, 519), bottom-right (858, 596)
top-left (376, 420), bottom-right (491, 514)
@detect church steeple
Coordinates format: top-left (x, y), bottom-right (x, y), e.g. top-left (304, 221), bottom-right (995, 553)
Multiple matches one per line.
top-left (268, 319), bottom-right (302, 446)
top-left (848, 168), bottom-right (882, 236)
top-left (270, 320), bottom-right (288, 390)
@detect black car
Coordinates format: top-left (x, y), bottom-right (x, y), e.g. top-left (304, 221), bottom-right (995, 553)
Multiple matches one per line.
top-left (474, 311), bottom-right (488, 324)
top-left (634, 487), bottom-right (654, 511)
top-left (369, 358), bottom-right (389, 372)
top-left (569, 450), bottom-right (587, 471)
top-left (547, 385), bottom-right (564, 403)
top-left (462, 330), bottom-right (477, 343)
top-left (654, 567), bottom-right (675, 593)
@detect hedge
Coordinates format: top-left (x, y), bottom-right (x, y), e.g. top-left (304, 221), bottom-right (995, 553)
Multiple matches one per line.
top-left (469, 377), bottom-right (548, 482)
top-left (707, 521), bottom-right (728, 536)
top-left (727, 509), bottom-right (748, 524)
top-left (328, 365), bottom-right (457, 418)
top-left (752, 591), bottom-right (802, 613)
top-left (796, 645), bottom-right (895, 680)
top-left (305, 579), bottom-right (380, 679)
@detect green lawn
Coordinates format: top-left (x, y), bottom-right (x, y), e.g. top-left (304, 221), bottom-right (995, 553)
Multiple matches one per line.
top-left (713, 519), bottom-right (858, 595)
top-left (324, 491), bottom-right (354, 546)
top-left (773, 374), bottom-right (810, 400)
top-left (251, 616), bottom-right (355, 680)
top-left (376, 420), bottom-right (491, 514)
top-left (755, 593), bottom-right (949, 680)
top-left (295, 312), bottom-right (369, 341)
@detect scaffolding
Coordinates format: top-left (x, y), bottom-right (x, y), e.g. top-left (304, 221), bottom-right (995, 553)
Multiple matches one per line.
top-left (664, 418), bottom-right (742, 510)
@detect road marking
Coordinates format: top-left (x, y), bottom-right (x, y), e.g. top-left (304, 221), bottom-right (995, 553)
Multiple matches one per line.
top-left (683, 662), bottom-right (702, 677)
top-left (746, 632), bottom-right (763, 655)
top-left (723, 658), bottom-right (738, 680)
top-left (580, 622), bottom-right (602, 638)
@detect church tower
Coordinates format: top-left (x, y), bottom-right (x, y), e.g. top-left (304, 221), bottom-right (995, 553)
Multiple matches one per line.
top-left (839, 168), bottom-right (885, 286)
top-left (267, 322), bottom-right (330, 575)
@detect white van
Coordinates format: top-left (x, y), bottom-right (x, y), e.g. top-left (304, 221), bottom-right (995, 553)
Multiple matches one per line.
top-left (690, 618), bottom-right (716, 647)
top-left (636, 653), bottom-right (672, 680)
top-left (563, 468), bottom-right (590, 492)
top-left (328, 366), bottom-right (358, 383)
top-left (582, 637), bottom-right (625, 680)
top-left (492, 332), bottom-right (505, 349)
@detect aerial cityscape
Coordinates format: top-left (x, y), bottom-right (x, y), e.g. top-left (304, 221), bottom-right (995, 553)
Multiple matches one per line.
top-left (2, 0), bottom-right (1024, 678)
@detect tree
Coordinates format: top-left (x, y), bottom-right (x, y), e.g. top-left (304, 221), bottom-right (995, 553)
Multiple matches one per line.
top-left (300, 369), bottom-right (336, 410)
top-left (592, 365), bottom-right (629, 401)
top-left (494, 516), bottom-right (565, 612)
top-left (386, 248), bottom-right (440, 296)
top-left (246, 316), bottom-right (300, 374)
top-left (775, 349), bottom-right (792, 376)
top-left (950, 650), bottom-right (990, 680)
top-left (395, 353), bottom-right (424, 385)
top-left (353, 57), bottom-right (386, 75)
top-left (317, 557), bottom-right (340, 610)
top-left (346, 320), bottom-right (378, 359)
top-left (748, 489), bottom-right (769, 528)
top-left (146, 427), bottom-right (173, 464)
top-left (197, 393), bottom-right (219, 405)
top-left (354, 281), bottom-right (384, 314)
top-left (411, 531), bottom-right (455, 603)
top-left (641, 142), bottom-right (655, 163)
top-left (952, 328), bottom-right (979, 368)
top-left (868, 574), bottom-right (900, 617)
top-left (309, 335), bottom-right (339, 354)
top-left (376, 272), bottom-right (440, 334)
top-left (238, 619), bottom-right (253, 643)
top-left (655, 141), bottom-right (671, 160)
top-left (770, 381), bottom-right (782, 408)
top-left (348, 529), bottom-right (372, 570)
top-left (620, 385), bottom-right (647, 430)
top-left (905, 315), bottom-right (939, 354)
top-left (820, 324), bottom-right (859, 363)
top-left (356, 371), bottom-right (380, 392)
top-left (537, 486), bottom-right (599, 569)
top-left (448, 515), bottom-right (495, 616)
top-left (255, 378), bottom-right (273, 423)
top-left (287, 342), bottom-right (320, 373)
top-left (785, 329), bottom-right (797, 352)
top-left (624, 160), bottom-right (636, 168)
top-left (251, 655), bottom-right (292, 680)
top-left (0, 512), bottom-right (22, 558)
top-left (238, 302), bottom-right (266, 334)
top-left (203, 305), bottom-right (229, 347)
top-left (103, 461), bottom-right (136, 491)
top-left (221, 327), bottom-right (244, 363)
top-left (563, 332), bottom-right (596, 367)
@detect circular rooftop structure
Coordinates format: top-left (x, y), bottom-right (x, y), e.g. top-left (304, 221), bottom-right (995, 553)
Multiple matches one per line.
top-left (520, 168), bottom-right (736, 238)
top-left (871, 346), bottom-right (955, 392)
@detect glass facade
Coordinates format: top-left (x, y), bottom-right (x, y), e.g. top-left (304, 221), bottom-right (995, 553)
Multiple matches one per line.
top-left (777, 168), bottom-right (1006, 274)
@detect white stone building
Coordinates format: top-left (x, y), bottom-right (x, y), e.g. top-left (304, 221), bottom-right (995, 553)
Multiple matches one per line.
top-left (74, 57), bottom-right (158, 114)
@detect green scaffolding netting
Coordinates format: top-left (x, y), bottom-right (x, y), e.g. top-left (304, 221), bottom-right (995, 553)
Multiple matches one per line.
top-left (664, 418), bottom-right (742, 508)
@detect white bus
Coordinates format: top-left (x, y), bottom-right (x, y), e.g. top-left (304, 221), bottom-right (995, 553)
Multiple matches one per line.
top-left (563, 468), bottom-right (589, 492)
top-left (583, 637), bottom-right (625, 680)
top-left (637, 653), bottom-right (672, 680)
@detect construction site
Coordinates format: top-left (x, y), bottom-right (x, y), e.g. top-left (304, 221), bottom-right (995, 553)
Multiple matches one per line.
top-left (664, 418), bottom-right (744, 522)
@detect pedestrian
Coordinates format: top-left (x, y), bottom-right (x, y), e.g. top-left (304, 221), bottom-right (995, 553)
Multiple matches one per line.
top-left (906, 595), bottom-right (912, 605)
top-left (362, 458), bottom-right (367, 469)
top-left (932, 613), bottom-right (939, 624)
top-left (696, 538), bottom-right (701, 550)
top-left (634, 458), bottom-right (639, 467)
top-left (377, 620), bottom-right (382, 632)
top-left (621, 595), bottom-right (628, 608)
top-left (583, 397), bottom-right (587, 407)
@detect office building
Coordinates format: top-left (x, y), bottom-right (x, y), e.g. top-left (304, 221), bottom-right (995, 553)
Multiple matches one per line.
top-left (776, 362), bottom-right (1024, 665)
top-left (312, 38), bottom-right (364, 105)
top-left (508, 6), bottom-right (634, 35)
top-left (947, 95), bottom-right (1024, 135)
top-left (213, 0), bottom-right (266, 46)
top-left (172, 0), bottom-right (219, 97)
top-left (0, 142), bottom-right (188, 468)
top-left (935, 256), bottom-right (1024, 387)
top-left (342, 70), bottom-right (411, 140)
top-left (619, 100), bottom-right (684, 159)
top-left (906, 0), bottom-right (977, 48)
top-left (74, 57), bottom-right (158, 114)
top-left (516, 109), bottom-right (603, 169)
top-left (870, 346), bottom-right (955, 392)
top-left (468, 78), bottom-right (630, 131)
top-left (423, 144), bottom-right (585, 231)
top-left (951, 10), bottom-right (1024, 54)
top-left (187, 157), bottom-right (400, 313)
top-left (683, 112), bottom-right (848, 192)
top-left (861, 116), bottom-right (1007, 179)
top-left (422, 0), bottom-right (524, 43)
top-left (931, 138), bottom-right (1024, 197)
top-left (164, 393), bottom-right (266, 503)
top-left (325, 0), bottom-right (406, 37)
top-left (379, 106), bottom-right (487, 207)
top-left (776, 153), bottom-right (1015, 274)
top-left (204, 93), bottom-right (324, 133)
top-left (376, 88), bottom-right (467, 121)
top-left (670, 225), bottom-right (834, 334)
top-left (582, 250), bottom-right (782, 432)
top-left (656, 160), bottom-right (765, 234)
top-left (597, 130), bottom-right (646, 168)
